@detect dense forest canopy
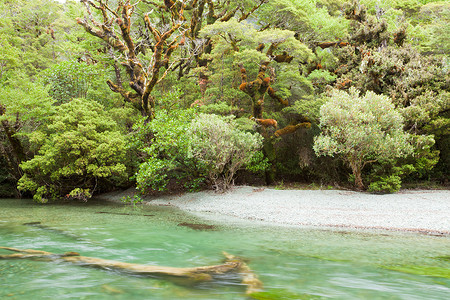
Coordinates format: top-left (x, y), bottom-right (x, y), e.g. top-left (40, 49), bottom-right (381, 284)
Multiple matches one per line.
top-left (0, 0), bottom-right (448, 201)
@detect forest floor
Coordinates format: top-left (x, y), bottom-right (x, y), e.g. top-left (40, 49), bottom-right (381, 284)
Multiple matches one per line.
top-left (99, 186), bottom-right (450, 236)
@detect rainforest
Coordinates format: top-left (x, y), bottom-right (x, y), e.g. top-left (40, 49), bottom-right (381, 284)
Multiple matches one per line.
top-left (0, 0), bottom-right (448, 201)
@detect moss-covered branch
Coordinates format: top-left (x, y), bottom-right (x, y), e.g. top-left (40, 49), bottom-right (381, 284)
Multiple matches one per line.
top-left (0, 247), bottom-right (262, 295)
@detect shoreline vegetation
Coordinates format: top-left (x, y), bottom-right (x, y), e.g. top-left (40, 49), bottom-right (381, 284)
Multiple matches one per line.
top-left (1, 0), bottom-right (449, 202)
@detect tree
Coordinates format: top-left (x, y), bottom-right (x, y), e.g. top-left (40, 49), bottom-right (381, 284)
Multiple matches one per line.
top-left (0, 0), bottom-right (69, 195)
top-left (187, 113), bottom-right (264, 190)
top-left (198, 19), bottom-right (315, 183)
top-left (17, 98), bottom-right (128, 202)
top-left (76, 0), bottom-right (268, 118)
top-left (313, 0), bottom-right (449, 183)
top-left (258, 0), bottom-right (349, 45)
top-left (0, 0), bottom-right (64, 77)
top-left (130, 109), bottom-right (264, 192)
top-left (0, 78), bottom-right (55, 194)
top-left (313, 87), bottom-right (413, 190)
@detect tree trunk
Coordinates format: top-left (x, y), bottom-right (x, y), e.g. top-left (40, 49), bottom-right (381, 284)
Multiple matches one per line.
top-left (350, 160), bottom-right (364, 190)
top-left (262, 137), bottom-right (276, 185)
top-left (0, 247), bottom-right (262, 295)
top-left (1, 120), bottom-right (25, 164)
top-left (252, 94), bottom-right (264, 119)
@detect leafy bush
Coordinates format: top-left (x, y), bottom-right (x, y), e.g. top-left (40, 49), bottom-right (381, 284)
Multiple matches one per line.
top-left (17, 98), bottom-right (128, 202)
top-left (314, 88), bottom-right (413, 190)
top-left (367, 163), bottom-right (415, 193)
top-left (307, 69), bottom-right (337, 91)
top-left (132, 110), bottom-right (264, 192)
top-left (368, 175), bottom-right (402, 194)
top-left (188, 113), bottom-right (264, 190)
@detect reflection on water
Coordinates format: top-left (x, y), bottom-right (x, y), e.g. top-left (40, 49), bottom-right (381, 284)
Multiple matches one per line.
top-left (0, 198), bottom-right (449, 299)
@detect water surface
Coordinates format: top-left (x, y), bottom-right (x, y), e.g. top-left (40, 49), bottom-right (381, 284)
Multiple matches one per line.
top-left (0, 198), bottom-right (449, 299)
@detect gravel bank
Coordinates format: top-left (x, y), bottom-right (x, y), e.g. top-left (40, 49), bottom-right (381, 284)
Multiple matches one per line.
top-left (145, 186), bottom-right (450, 235)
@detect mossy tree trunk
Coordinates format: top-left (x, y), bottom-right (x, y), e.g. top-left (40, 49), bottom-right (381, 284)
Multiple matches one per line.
top-left (77, 0), bottom-right (185, 119)
top-left (0, 247), bottom-right (262, 295)
top-left (77, 0), bottom-right (268, 119)
top-left (238, 54), bottom-right (311, 184)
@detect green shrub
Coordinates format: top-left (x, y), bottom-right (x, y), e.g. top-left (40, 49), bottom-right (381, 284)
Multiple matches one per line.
top-left (132, 110), bottom-right (264, 192)
top-left (188, 113), bottom-right (264, 190)
top-left (17, 98), bottom-right (128, 202)
top-left (368, 175), bottom-right (402, 193)
top-left (314, 88), bottom-right (413, 190)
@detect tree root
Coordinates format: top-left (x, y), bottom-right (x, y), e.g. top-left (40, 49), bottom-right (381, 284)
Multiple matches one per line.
top-left (0, 247), bottom-right (262, 295)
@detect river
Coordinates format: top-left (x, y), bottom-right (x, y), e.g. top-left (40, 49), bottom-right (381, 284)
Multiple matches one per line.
top-left (0, 198), bottom-right (449, 299)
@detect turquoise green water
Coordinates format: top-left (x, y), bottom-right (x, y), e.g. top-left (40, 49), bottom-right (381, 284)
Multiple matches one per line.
top-left (0, 198), bottom-right (449, 300)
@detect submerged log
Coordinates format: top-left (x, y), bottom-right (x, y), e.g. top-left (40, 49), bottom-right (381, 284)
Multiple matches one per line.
top-left (223, 252), bottom-right (263, 294)
top-left (0, 247), bottom-right (262, 295)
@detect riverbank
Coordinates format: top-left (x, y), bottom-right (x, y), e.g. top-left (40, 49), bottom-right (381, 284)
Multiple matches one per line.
top-left (99, 186), bottom-right (450, 235)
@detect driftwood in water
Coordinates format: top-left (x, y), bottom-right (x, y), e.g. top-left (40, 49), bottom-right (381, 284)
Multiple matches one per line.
top-left (178, 222), bottom-right (216, 231)
top-left (23, 222), bottom-right (88, 242)
top-left (0, 247), bottom-right (262, 295)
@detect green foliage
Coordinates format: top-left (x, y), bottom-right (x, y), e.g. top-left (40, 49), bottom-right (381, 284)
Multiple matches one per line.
top-left (283, 95), bottom-right (326, 123)
top-left (200, 19), bottom-right (258, 45)
top-left (366, 160), bottom-right (417, 193)
top-left (188, 114), bottom-right (264, 190)
top-left (314, 88), bottom-right (413, 189)
top-left (327, 2), bottom-right (449, 182)
top-left (200, 102), bottom-right (235, 115)
top-left (17, 98), bottom-right (128, 202)
top-left (121, 194), bottom-right (144, 206)
top-left (152, 87), bottom-right (185, 111)
top-left (67, 188), bottom-right (92, 202)
top-left (275, 64), bottom-right (314, 99)
top-left (201, 20), bottom-right (314, 65)
top-left (358, 46), bottom-right (448, 180)
top-left (0, 75), bottom-right (55, 124)
top-left (259, 0), bottom-right (349, 41)
top-left (1, 0), bottom-right (448, 194)
top-left (405, 135), bottom-right (439, 179)
top-left (416, 2), bottom-right (450, 54)
top-left (40, 60), bottom-right (117, 106)
top-left (245, 151), bottom-right (270, 175)
top-left (0, 0), bottom-right (64, 78)
top-left (132, 110), bottom-right (264, 192)
top-left (368, 174), bottom-right (403, 193)
top-left (234, 117), bottom-right (257, 132)
top-left (307, 69), bottom-right (337, 92)
top-left (0, 74), bottom-right (56, 188)
top-left (129, 109), bottom-right (197, 192)
top-left (199, 17), bottom-right (314, 138)
top-left (59, 0), bottom-right (111, 62)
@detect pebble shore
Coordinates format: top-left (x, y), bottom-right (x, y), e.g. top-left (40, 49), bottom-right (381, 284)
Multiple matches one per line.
top-left (145, 186), bottom-right (450, 235)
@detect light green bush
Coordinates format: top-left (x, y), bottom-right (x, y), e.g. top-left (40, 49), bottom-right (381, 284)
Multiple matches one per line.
top-left (132, 110), bottom-right (264, 192)
top-left (368, 175), bottom-right (403, 194)
top-left (17, 98), bottom-right (128, 202)
top-left (313, 88), bottom-right (413, 190)
top-left (188, 113), bottom-right (264, 190)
